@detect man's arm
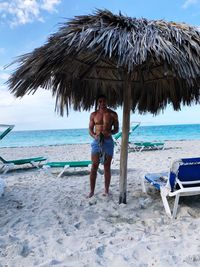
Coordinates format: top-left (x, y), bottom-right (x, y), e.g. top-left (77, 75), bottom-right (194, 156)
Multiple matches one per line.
top-left (89, 113), bottom-right (96, 139)
top-left (111, 112), bottom-right (119, 135)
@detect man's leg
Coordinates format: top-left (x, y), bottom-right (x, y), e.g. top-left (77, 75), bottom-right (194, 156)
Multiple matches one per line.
top-left (88, 154), bottom-right (100, 198)
top-left (103, 155), bottom-right (112, 195)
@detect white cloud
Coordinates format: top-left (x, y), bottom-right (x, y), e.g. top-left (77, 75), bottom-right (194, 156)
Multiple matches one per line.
top-left (0, 68), bottom-right (10, 84)
top-left (0, 87), bottom-right (81, 131)
top-left (0, 0), bottom-right (61, 27)
top-left (41, 0), bottom-right (60, 12)
top-left (0, 88), bottom-right (15, 106)
top-left (0, 73), bottom-right (10, 80)
top-left (182, 0), bottom-right (199, 9)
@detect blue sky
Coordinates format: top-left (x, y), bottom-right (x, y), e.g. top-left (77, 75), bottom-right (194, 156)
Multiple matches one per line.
top-left (0, 0), bottom-right (200, 130)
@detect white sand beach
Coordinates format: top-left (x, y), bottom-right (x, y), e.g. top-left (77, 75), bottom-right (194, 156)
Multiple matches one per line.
top-left (1, 140), bottom-right (200, 267)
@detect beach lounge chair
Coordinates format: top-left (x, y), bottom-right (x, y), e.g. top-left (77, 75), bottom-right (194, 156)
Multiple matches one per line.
top-left (113, 122), bottom-right (141, 151)
top-left (43, 160), bottom-right (92, 178)
top-left (0, 124), bottom-right (47, 173)
top-left (113, 131), bottom-right (122, 152)
top-left (0, 124), bottom-right (14, 140)
top-left (132, 141), bottom-right (165, 152)
top-left (143, 157), bottom-right (200, 219)
top-left (0, 156), bottom-right (47, 174)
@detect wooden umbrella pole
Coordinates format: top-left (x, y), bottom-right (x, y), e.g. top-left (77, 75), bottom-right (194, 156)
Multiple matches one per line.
top-left (119, 72), bottom-right (132, 204)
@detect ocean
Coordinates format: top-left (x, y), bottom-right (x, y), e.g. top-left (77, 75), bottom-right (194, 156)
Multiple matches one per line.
top-left (0, 124), bottom-right (200, 148)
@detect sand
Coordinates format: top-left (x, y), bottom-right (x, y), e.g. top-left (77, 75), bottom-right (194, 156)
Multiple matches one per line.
top-left (0, 140), bottom-right (200, 267)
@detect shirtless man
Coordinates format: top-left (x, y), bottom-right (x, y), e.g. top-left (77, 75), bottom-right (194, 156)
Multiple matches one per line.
top-left (88, 95), bottom-right (119, 198)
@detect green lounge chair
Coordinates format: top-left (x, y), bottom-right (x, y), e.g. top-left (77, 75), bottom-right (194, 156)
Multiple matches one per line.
top-left (43, 160), bottom-right (92, 178)
top-left (0, 124), bottom-right (14, 140)
top-left (113, 122), bottom-right (141, 151)
top-left (132, 141), bottom-right (165, 152)
top-left (113, 131), bottom-right (122, 152)
top-left (0, 124), bottom-right (47, 173)
top-left (0, 156), bottom-right (47, 174)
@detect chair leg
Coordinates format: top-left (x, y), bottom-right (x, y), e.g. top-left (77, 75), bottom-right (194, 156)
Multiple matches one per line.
top-left (172, 194), bottom-right (180, 219)
top-left (161, 192), bottom-right (172, 218)
top-left (0, 166), bottom-right (4, 172)
top-left (3, 163), bottom-right (14, 174)
top-left (139, 146), bottom-right (144, 152)
top-left (141, 175), bottom-right (147, 193)
top-left (30, 161), bottom-right (39, 168)
top-left (57, 165), bottom-right (69, 178)
top-left (42, 165), bottom-right (54, 177)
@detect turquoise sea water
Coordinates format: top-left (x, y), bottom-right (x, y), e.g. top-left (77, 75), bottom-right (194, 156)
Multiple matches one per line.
top-left (0, 124), bottom-right (200, 148)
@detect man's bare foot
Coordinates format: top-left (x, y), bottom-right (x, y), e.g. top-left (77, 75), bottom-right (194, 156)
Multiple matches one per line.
top-left (87, 192), bottom-right (94, 198)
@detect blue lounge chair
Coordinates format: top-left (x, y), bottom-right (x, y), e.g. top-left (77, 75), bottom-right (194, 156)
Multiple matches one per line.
top-left (143, 157), bottom-right (200, 218)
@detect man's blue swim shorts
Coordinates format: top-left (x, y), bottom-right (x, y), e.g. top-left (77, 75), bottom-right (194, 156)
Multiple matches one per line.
top-left (91, 137), bottom-right (114, 157)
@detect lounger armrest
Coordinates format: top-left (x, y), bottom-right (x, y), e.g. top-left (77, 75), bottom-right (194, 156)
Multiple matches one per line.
top-left (168, 186), bottom-right (200, 196)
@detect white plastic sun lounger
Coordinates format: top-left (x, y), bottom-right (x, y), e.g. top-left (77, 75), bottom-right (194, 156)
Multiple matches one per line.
top-left (0, 124), bottom-right (47, 174)
top-left (143, 157), bottom-right (200, 219)
top-left (43, 160), bottom-right (92, 178)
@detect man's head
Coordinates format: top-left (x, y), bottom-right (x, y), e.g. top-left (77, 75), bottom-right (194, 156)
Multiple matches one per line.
top-left (96, 94), bottom-right (107, 110)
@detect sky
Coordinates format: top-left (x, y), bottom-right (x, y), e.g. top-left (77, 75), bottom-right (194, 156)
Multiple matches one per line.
top-left (0, 0), bottom-right (200, 131)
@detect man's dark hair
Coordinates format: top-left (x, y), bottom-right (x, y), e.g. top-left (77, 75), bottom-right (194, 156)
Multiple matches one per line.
top-left (96, 94), bottom-right (106, 101)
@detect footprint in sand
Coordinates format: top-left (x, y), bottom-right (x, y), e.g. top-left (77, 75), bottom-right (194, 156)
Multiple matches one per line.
top-left (96, 245), bottom-right (105, 257)
top-left (20, 241), bottom-right (31, 257)
top-left (88, 197), bottom-right (97, 206)
top-left (184, 254), bottom-right (200, 265)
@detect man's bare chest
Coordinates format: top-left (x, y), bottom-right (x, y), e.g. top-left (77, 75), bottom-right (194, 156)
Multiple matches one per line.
top-left (94, 112), bottom-right (113, 125)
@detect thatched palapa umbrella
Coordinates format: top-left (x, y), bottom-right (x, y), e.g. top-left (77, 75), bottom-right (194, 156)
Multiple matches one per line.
top-left (8, 10), bottom-right (200, 203)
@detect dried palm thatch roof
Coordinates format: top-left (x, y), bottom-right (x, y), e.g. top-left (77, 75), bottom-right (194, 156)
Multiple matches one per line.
top-left (8, 9), bottom-right (200, 115)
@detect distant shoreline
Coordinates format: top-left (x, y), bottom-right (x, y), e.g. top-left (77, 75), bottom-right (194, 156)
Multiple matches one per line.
top-left (0, 139), bottom-right (200, 149)
top-left (10, 122), bottom-right (200, 132)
